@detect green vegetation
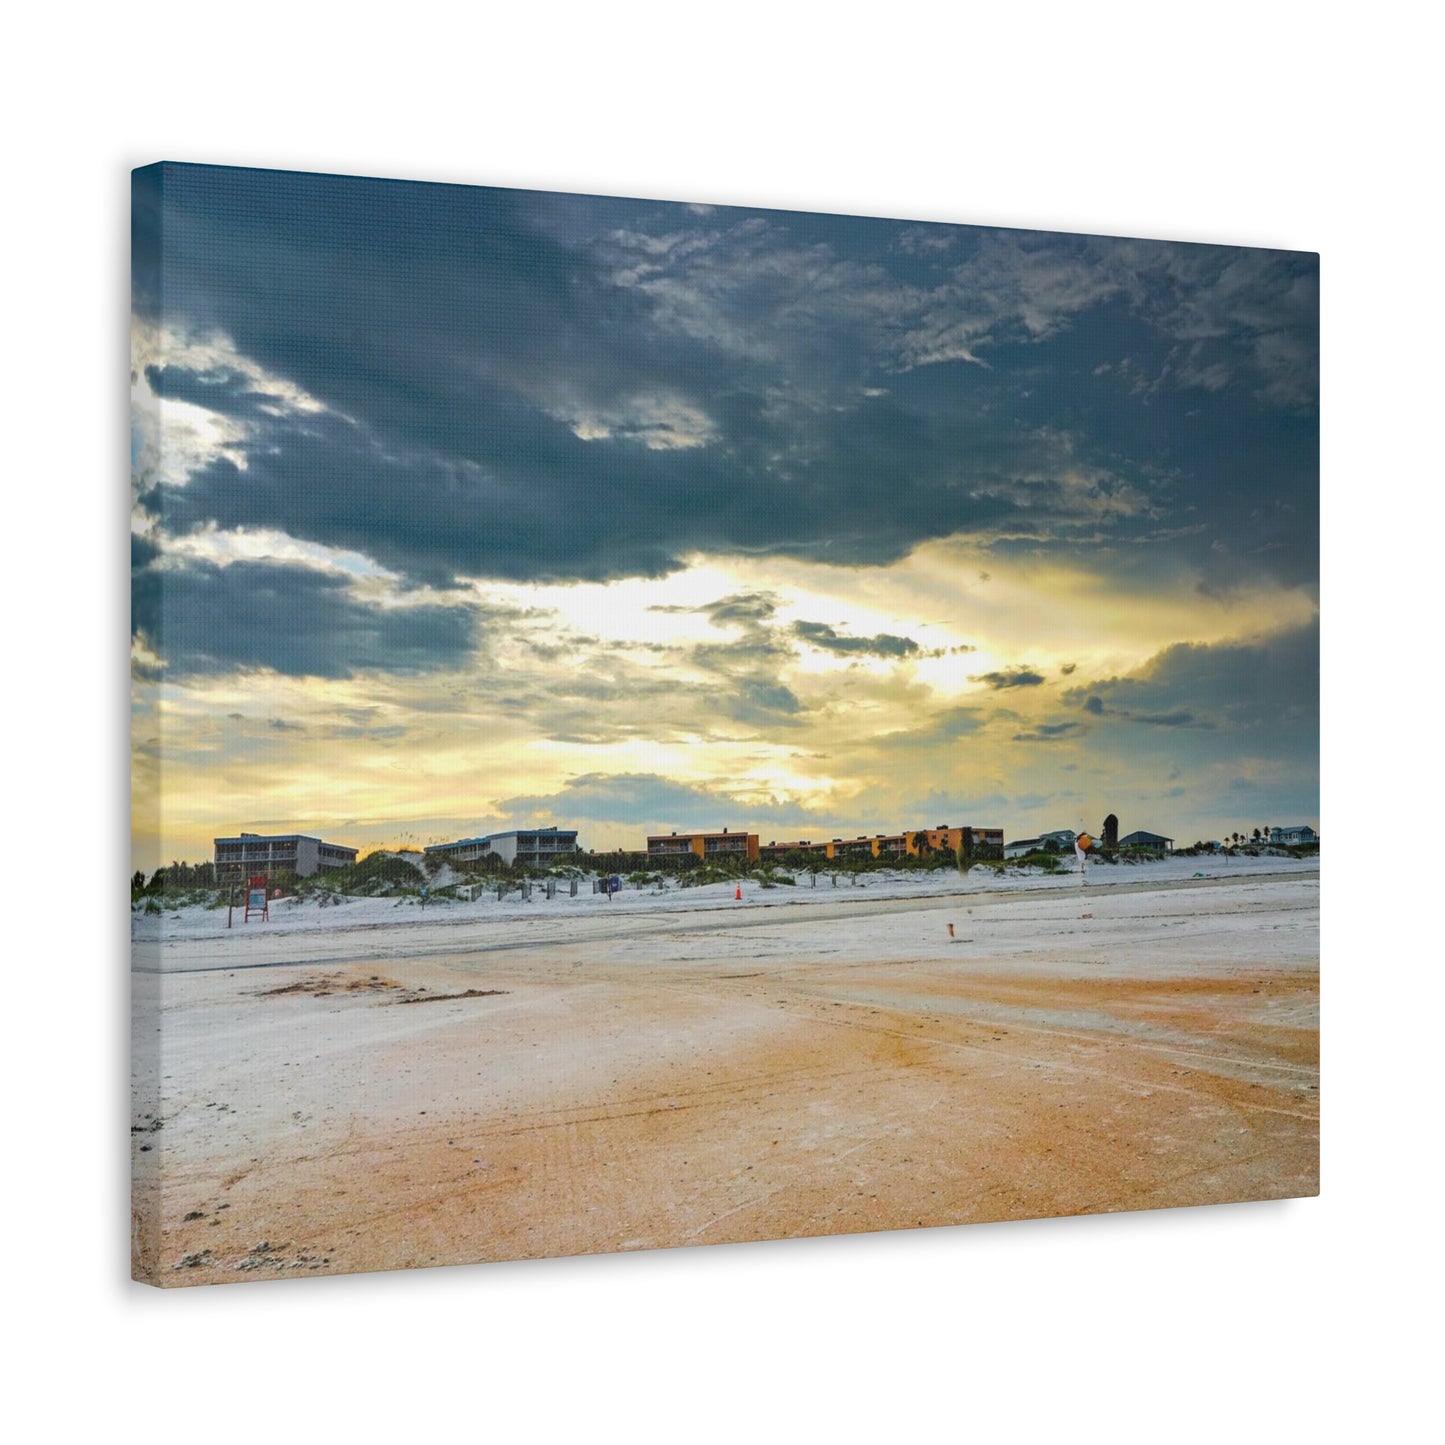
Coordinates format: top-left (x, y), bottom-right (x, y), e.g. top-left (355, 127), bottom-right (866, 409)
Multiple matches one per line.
top-left (294, 851), bottom-right (425, 899)
top-left (1010, 850), bottom-right (1063, 872)
top-left (679, 862), bottom-right (749, 887)
top-left (134, 831), bottom-right (1320, 916)
top-left (131, 885), bottom-right (225, 913)
top-left (586, 848), bottom-right (701, 877)
top-left (753, 864), bottom-right (797, 889)
top-left (134, 860), bottom-right (218, 898)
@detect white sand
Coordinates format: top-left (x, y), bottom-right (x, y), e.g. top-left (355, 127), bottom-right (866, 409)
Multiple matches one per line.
top-left (132, 856), bottom-right (1318, 1284)
top-left (131, 852), bottom-right (1317, 974)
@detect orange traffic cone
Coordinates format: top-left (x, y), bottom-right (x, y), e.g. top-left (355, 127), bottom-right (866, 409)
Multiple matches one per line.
top-left (735, 884), bottom-right (742, 901)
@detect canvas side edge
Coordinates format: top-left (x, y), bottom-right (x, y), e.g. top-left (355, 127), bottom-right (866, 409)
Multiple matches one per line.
top-left (129, 162), bottom-right (166, 1284)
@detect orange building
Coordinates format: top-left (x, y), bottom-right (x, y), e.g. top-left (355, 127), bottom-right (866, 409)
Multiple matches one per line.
top-left (759, 838), bottom-right (829, 861)
top-left (761, 826), bottom-right (1003, 863)
top-left (760, 836), bottom-right (877, 862)
top-left (913, 825), bottom-right (1004, 859)
top-left (647, 829), bottom-right (760, 862)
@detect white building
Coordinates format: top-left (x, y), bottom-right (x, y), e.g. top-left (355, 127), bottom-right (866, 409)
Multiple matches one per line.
top-left (425, 827), bottom-right (580, 868)
top-left (214, 832), bottom-right (358, 881)
top-left (1005, 830), bottom-right (1077, 859)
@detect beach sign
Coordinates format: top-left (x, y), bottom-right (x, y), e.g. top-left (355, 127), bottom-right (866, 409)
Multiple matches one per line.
top-left (244, 874), bottom-right (269, 923)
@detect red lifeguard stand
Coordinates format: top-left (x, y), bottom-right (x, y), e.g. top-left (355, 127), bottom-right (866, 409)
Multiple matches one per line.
top-left (244, 874), bottom-right (270, 923)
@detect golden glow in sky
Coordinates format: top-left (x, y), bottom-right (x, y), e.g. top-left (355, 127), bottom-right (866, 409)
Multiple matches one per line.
top-left (133, 539), bottom-right (1317, 870)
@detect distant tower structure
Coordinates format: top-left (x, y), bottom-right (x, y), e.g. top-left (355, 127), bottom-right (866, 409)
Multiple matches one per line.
top-left (1103, 814), bottom-right (1119, 849)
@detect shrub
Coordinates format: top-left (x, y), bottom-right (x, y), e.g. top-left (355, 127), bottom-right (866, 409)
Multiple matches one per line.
top-left (296, 851), bottom-right (425, 899)
top-left (1012, 851), bottom-right (1062, 871)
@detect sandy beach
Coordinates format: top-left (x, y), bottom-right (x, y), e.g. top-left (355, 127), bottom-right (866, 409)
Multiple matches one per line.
top-left (132, 856), bottom-right (1319, 1284)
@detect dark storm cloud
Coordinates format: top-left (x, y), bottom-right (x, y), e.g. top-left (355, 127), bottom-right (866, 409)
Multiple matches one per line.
top-left (135, 164), bottom-right (1318, 604)
top-left (1012, 721), bottom-right (1084, 743)
top-left (145, 363), bottom-right (281, 421)
top-left (1076, 693), bottom-right (1201, 728)
top-left (499, 772), bottom-right (805, 833)
top-left (684, 643), bottom-right (806, 728)
top-left (146, 377), bottom-right (1149, 588)
top-left (646, 593), bottom-right (782, 630)
top-left (874, 706), bottom-right (988, 752)
top-left (131, 532), bottom-right (161, 571)
top-left (460, 612), bottom-right (808, 744)
top-left (972, 667), bottom-right (1046, 690)
top-left (696, 593), bottom-right (781, 626)
top-left (131, 557), bottom-right (478, 679)
top-left (792, 621), bottom-right (921, 658)
top-left (1064, 620), bottom-right (1318, 736)
top-left (726, 679), bottom-right (802, 719)
top-left (130, 167), bottom-right (163, 326)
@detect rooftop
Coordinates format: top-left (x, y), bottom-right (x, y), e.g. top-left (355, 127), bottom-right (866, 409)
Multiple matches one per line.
top-left (426, 827), bottom-right (577, 852)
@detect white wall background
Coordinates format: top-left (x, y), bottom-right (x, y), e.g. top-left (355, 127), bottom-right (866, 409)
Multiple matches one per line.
top-left (5, 4), bottom-right (1429, 1440)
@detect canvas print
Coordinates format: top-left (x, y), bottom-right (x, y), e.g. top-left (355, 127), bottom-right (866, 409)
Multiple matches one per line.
top-left (130, 163), bottom-right (1319, 1286)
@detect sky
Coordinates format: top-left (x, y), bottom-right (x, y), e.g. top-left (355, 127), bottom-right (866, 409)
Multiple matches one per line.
top-left (130, 163), bottom-right (1319, 872)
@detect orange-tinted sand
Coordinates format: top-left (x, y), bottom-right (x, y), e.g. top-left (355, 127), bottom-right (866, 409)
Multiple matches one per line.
top-left (133, 871), bottom-right (1318, 1284)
